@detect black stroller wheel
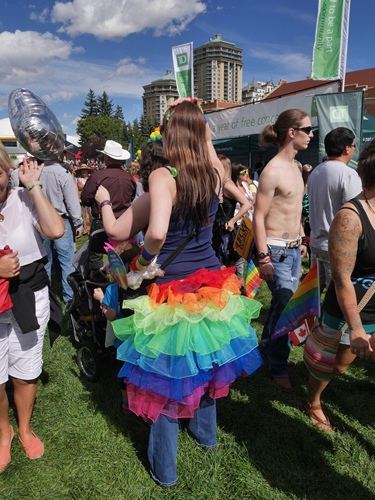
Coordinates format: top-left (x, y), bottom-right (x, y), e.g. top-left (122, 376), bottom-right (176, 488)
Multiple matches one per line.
top-left (76, 343), bottom-right (100, 382)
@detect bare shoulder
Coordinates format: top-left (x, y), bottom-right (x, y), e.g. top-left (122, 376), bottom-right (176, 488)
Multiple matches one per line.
top-left (259, 161), bottom-right (280, 186)
top-left (149, 166), bottom-right (176, 198)
top-left (149, 166), bottom-right (174, 182)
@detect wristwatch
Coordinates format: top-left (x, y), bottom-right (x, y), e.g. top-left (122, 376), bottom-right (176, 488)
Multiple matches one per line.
top-left (258, 252), bottom-right (270, 260)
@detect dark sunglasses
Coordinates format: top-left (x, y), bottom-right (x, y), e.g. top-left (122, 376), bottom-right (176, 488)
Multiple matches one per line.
top-left (239, 169), bottom-right (249, 175)
top-left (294, 126), bottom-right (313, 135)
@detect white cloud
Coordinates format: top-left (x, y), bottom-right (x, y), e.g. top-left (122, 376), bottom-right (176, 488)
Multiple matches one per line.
top-left (30, 8), bottom-right (50, 23)
top-left (242, 42), bottom-right (311, 83)
top-left (42, 91), bottom-right (78, 104)
top-left (114, 58), bottom-right (147, 77)
top-left (251, 47), bottom-right (310, 71)
top-left (51, 0), bottom-right (206, 39)
top-left (0, 30), bottom-right (73, 83)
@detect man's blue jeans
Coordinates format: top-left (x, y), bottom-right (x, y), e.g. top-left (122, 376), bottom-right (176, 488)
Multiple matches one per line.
top-left (148, 393), bottom-right (217, 487)
top-left (260, 245), bottom-right (301, 377)
top-left (44, 218), bottom-right (75, 303)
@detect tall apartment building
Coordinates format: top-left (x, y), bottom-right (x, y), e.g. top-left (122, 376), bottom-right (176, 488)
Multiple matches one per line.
top-left (142, 70), bottom-right (179, 123)
top-left (194, 34), bottom-right (243, 103)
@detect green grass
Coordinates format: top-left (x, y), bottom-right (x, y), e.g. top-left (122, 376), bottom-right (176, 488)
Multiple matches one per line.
top-left (2, 247), bottom-right (375, 499)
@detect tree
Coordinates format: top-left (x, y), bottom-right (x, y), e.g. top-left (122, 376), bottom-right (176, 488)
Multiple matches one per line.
top-left (140, 114), bottom-right (159, 139)
top-left (113, 105), bottom-right (124, 123)
top-left (130, 118), bottom-right (145, 153)
top-left (80, 89), bottom-right (98, 118)
top-left (97, 91), bottom-right (113, 117)
top-left (77, 115), bottom-right (124, 157)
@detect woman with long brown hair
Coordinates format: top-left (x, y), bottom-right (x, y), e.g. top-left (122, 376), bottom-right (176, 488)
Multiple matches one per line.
top-left (95, 99), bottom-right (262, 487)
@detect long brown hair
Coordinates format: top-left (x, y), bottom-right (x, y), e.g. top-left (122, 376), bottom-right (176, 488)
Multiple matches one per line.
top-left (162, 101), bottom-right (216, 226)
top-left (259, 108), bottom-right (309, 147)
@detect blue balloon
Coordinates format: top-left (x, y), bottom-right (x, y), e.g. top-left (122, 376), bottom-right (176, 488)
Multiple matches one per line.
top-left (8, 88), bottom-right (65, 160)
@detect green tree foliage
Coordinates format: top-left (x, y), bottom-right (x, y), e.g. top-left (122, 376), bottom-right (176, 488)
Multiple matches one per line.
top-left (113, 105), bottom-right (125, 123)
top-left (77, 115), bottom-right (124, 158)
top-left (77, 90), bottom-right (160, 159)
top-left (80, 89), bottom-right (98, 118)
top-left (97, 91), bottom-right (113, 117)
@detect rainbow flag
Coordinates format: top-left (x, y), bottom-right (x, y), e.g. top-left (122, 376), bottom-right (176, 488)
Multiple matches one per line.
top-left (272, 263), bottom-right (320, 338)
top-left (245, 260), bottom-right (263, 298)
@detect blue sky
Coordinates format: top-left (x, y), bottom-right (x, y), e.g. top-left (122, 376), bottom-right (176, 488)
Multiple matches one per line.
top-left (0, 0), bottom-right (373, 136)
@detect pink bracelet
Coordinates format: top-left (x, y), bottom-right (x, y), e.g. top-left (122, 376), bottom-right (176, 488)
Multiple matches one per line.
top-left (259, 256), bottom-right (271, 264)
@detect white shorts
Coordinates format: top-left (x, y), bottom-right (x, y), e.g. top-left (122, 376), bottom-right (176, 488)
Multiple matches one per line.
top-left (0, 286), bottom-right (50, 383)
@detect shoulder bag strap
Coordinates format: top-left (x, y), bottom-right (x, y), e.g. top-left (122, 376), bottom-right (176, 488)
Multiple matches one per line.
top-left (339, 279), bottom-right (375, 334)
top-left (160, 228), bottom-right (196, 271)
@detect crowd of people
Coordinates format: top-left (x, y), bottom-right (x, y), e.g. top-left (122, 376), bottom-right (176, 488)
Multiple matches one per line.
top-left (1, 100), bottom-right (374, 488)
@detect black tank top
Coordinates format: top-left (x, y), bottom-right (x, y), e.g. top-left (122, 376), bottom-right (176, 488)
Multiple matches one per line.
top-left (323, 198), bottom-right (375, 324)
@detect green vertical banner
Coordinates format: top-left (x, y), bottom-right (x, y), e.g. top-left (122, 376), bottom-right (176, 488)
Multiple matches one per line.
top-left (172, 42), bottom-right (194, 97)
top-left (311, 0), bottom-right (351, 80)
top-left (315, 91), bottom-right (364, 167)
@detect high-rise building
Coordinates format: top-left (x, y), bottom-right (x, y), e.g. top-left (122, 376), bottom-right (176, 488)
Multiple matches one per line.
top-left (194, 34), bottom-right (243, 103)
top-left (142, 70), bottom-right (179, 123)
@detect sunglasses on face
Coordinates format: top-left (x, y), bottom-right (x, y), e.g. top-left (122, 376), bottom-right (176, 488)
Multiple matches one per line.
top-left (239, 169), bottom-right (249, 175)
top-left (294, 126), bottom-right (313, 135)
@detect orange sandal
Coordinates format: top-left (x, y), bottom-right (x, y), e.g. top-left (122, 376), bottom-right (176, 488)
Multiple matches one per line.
top-left (300, 400), bottom-right (334, 432)
top-left (0, 425), bottom-right (14, 472)
top-left (18, 431), bottom-right (44, 459)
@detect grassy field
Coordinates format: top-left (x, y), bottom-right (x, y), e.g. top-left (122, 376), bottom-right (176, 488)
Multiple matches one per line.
top-left (2, 246), bottom-right (375, 499)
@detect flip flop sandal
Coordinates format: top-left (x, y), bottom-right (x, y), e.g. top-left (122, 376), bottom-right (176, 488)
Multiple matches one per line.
top-left (300, 399), bottom-right (334, 432)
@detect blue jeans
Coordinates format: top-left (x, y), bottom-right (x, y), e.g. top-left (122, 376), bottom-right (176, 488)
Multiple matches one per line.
top-left (44, 218), bottom-right (75, 303)
top-left (148, 393), bottom-right (217, 487)
top-left (260, 245), bottom-right (301, 377)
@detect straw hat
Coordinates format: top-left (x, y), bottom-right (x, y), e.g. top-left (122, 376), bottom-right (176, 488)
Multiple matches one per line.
top-left (76, 164), bottom-right (95, 172)
top-left (97, 140), bottom-right (130, 160)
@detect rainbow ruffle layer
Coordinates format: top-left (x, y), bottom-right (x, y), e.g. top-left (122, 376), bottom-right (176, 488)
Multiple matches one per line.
top-left (113, 268), bottom-right (263, 422)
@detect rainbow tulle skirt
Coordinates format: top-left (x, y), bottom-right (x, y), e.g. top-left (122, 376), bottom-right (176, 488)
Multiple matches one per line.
top-left (112, 267), bottom-right (262, 422)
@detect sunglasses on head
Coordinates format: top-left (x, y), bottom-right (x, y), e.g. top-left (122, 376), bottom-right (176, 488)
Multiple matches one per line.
top-left (239, 169), bottom-right (249, 175)
top-left (294, 126), bottom-right (313, 135)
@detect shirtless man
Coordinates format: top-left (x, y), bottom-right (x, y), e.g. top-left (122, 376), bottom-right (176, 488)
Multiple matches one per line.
top-left (253, 109), bottom-right (311, 390)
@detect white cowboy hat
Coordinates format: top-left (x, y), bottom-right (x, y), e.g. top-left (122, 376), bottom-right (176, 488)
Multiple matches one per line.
top-left (97, 140), bottom-right (130, 161)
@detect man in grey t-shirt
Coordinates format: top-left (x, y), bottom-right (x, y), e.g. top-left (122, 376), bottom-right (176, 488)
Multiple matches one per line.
top-left (308, 127), bottom-right (362, 291)
top-left (41, 159), bottom-right (83, 303)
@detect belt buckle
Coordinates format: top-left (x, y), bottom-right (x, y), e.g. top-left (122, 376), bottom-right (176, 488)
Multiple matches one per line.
top-left (288, 238), bottom-right (300, 249)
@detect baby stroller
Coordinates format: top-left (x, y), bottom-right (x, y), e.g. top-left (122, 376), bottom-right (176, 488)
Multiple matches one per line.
top-left (67, 229), bottom-right (111, 381)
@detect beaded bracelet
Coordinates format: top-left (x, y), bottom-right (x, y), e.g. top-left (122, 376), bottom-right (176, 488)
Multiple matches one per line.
top-left (100, 200), bottom-right (112, 209)
top-left (27, 181), bottom-right (42, 191)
